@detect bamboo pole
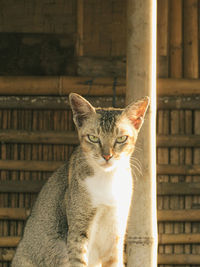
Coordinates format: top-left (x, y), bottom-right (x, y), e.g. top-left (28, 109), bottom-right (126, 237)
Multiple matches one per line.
top-left (126, 0), bottom-right (157, 266)
top-left (0, 76), bottom-right (200, 96)
top-left (0, 76), bottom-right (126, 96)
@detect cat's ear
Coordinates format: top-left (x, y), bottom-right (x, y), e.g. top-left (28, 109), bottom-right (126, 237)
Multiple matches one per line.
top-left (123, 97), bottom-right (150, 131)
top-left (69, 93), bottom-right (96, 127)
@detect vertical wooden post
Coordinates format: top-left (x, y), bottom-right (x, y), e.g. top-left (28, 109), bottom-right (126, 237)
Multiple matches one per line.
top-left (126, 0), bottom-right (157, 266)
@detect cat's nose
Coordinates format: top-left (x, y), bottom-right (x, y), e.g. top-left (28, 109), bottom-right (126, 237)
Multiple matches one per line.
top-left (102, 154), bottom-right (113, 161)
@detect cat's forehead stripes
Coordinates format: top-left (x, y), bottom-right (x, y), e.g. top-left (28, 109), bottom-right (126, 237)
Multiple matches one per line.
top-left (96, 109), bottom-right (123, 133)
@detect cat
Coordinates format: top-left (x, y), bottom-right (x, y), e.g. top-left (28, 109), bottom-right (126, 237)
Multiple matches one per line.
top-left (11, 93), bottom-right (149, 267)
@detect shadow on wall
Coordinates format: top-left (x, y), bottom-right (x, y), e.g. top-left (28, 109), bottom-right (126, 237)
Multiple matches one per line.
top-left (0, 33), bottom-right (76, 76)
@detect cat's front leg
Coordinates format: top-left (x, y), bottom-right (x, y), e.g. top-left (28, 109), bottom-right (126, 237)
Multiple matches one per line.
top-left (66, 229), bottom-right (89, 267)
top-left (102, 235), bottom-right (125, 267)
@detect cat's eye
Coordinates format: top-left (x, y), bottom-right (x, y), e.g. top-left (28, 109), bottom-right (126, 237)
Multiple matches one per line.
top-left (88, 135), bottom-right (100, 143)
top-left (116, 135), bottom-right (128, 144)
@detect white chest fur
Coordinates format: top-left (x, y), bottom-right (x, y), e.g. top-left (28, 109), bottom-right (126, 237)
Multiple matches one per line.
top-left (84, 166), bottom-right (133, 208)
top-left (84, 166), bottom-right (133, 266)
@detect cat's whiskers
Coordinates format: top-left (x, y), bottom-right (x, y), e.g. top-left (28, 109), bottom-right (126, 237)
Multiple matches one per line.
top-left (130, 157), bottom-right (143, 178)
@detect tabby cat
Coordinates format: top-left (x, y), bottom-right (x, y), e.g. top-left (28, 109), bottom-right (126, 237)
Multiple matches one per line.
top-left (11, 93), bottom-right (149, 267)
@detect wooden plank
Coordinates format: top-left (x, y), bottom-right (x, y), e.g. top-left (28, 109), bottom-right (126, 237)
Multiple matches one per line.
top-left (0, 76), bottom-right (126, 96)
top-left (158, 210), bottom-right (200, 222)
top-left (77, 56), bottom-right (126, 77)
top-left (0, 237), bottom-right (20, 247)
top-left (76, 0), bottom-right (84, 56)
top-left (157, 0), bottom-right (169, 56)
top-left (1, 130), bottom-right (200, 147)
top-left (157, 135), bottom-right (200, 147)
top-left (159, 233), bottom-right (200, 244)
top-left (1, 160), bottom-right (200, 175)
top-left (158, 182), bottom-right (200, 195)
top-left (2, 233), bottom-right (200, 248)
top-left (157, 78), bottom-right (200, 95)
top-left (1, 249), bottom-right (200, 264)
top-left (158, 254), bottom-right (200, 265)
top-left (183, 0), bottom-right (199, 78)
top-left (0, 130), bottom-right (79, 144)
top-left (2, 180), bottom-right (200, 195)
top-left (0, 77), bottom-right (200, 96)
top-left (0, 160), bottom-right (62, 171)
top-left (157, 164), bottom-right (200, 175)
top-left (1, 208), bottom-right (200, 222)
top-left (0, 208), bottom-right (30, 220)
top-left (0, 180), bottom-right (45, 193)
top-left (157, 0), bottom-right (169, 78)
top-left (169, 0), bottom-right (183, 78)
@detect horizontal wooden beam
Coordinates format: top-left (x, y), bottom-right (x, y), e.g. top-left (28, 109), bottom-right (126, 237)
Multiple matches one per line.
top-left (158, 233), bottom-right (200, 244)
top-left (0, 237), bottom-right (20, 247)
top-left (1, 160), bottom-right (199, 175)
top-left (1, 208), bottom-right (200, 222)
top-left (0, 130), bottom-right (79, 145)
top-left (157, 78), bottom-right (200, 95)
top-left (0, 248), bottom-right (200, 265)
top-left (158, 254), bottom-right (200, 265)
top-left (157, 164), bottom-right (200, 175)
top-left (0, 76), bottom-right (126, 96)
top-left (158, 210), bottom-right (200, 222)
top-left (0, 160), bottom-right (62, 171)
top-left (0, 76), bottom-right (200, 96)
top-left (0, 95), bottom-right (199, 110)
top-left (0, 180), bottom-right (45, 193)
top-left (157, 182), bottom-right (200, 195)
top-left (1, 233), bottom-right (200, 248)
top-left (157, 135), bottom-right (200, 147)
top-left (0, 208), bottom-right (30, 220)
top-left (0, 96), bottom-right (125, 109)
top-left (1, 130), bottom-right (200, 147)
top-left (1, 180), bottom-right (200, 195)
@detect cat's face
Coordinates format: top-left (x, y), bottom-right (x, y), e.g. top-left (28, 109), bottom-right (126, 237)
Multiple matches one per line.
top-left (69, 93), bottom-right (149, 171)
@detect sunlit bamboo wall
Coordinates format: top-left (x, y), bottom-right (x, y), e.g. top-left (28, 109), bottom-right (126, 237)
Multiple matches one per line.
top-left (0, 0), bottom-right (200, 266)
top-left (157, 0), bottom-right (200, 266)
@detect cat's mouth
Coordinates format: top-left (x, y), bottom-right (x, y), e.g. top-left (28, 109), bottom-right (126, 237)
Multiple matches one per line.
top-left (100, 159), bottom-right (117, 171)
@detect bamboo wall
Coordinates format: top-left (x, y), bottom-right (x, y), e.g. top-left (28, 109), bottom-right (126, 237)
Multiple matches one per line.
top-left (0, 0), bottom-right (200, 266)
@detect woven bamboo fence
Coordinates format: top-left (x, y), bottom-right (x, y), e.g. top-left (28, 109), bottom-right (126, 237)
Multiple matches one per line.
top-left (0, 88), bottom-right (200, 267)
